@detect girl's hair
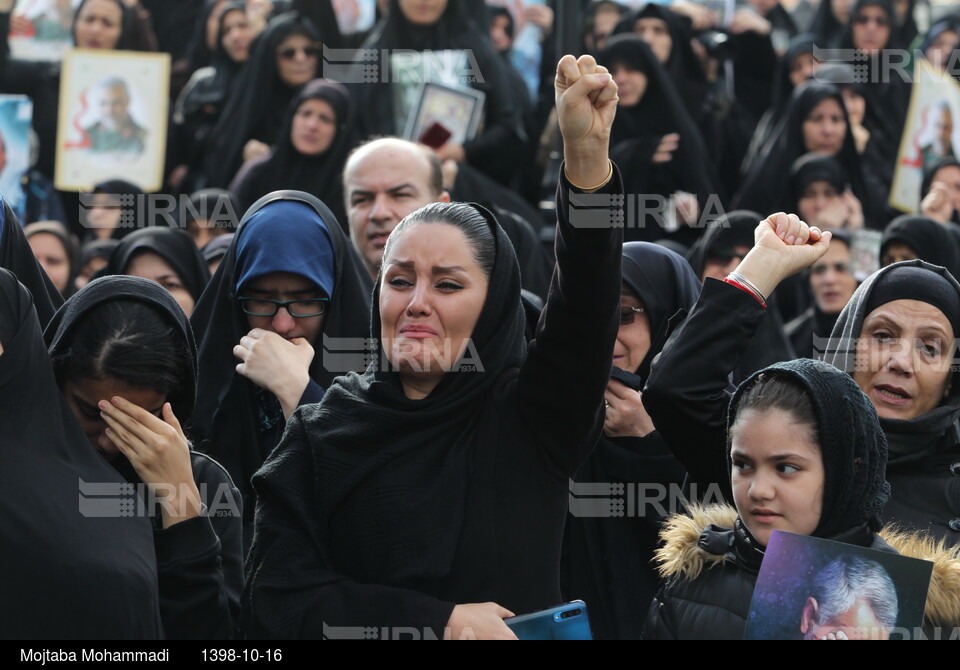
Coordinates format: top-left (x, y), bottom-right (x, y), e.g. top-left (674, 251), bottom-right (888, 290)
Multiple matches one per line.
top-left (730, 372), bottom-right (820, 446)
top-left (382, 202), bottom-right (496, 278)
top-left (51, 300), bottom-right (190, 401)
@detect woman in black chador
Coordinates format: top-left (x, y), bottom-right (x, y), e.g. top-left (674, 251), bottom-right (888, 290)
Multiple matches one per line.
top-left (243, 55), bottom-right (623, 640)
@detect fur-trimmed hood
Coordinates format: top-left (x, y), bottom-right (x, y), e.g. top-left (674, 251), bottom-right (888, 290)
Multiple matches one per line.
top-left (655, 504), bottom-right (960, 628)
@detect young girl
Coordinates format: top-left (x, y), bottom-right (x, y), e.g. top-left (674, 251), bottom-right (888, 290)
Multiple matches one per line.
top-left (644, 358), bottom-right (893, 639)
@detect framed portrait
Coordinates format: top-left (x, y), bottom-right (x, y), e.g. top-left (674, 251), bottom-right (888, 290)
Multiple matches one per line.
top-left (55, 49), bottom-right (170, 192)
top-left (745, 531), bottom-right (933, 640)
top-left (0, 95), bottom-right (33, 221)
top-left (403, 82), bottom-right (485, 149)
top-left (890, 59), bottom-right (960, 213)
top-left (7, 0), bottom-right (81, 62)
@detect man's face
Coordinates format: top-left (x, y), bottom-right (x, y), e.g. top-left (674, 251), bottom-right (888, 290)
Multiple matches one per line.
top-left (344, 143), bottom-right (445, 279)
top-left (936, 107), bottom-right (954, 150)
top-left (801, 596), bottom-right (890, 640)
top-left (99, 84), bottom-right (130, 129)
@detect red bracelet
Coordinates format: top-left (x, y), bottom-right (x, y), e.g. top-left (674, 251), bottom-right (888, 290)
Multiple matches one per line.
top-left (723, 278), bottom-right (767, 308)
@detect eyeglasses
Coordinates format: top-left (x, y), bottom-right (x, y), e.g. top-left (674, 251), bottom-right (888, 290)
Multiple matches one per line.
top-left (811, 262), bottom-right (851, 276)
top-left (619, 305), bottom-right (645, 325)
top-left (277, 45), bottom-right (320, 60)
top-left (238, 296), bottom-right (329, 317)
top-left (854, 14), bottom-right (890, 27)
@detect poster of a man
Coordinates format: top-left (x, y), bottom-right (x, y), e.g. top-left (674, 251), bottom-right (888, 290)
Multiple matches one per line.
top-left (744, 531), bottom-right (933, 640)
top-left (799, 556), bottom-right (899, 640)
top-left (55, 49), bottom-right (169, 192)
top-left (85, 77), bottom-right (147, 155)
top-left (920, 99), bottom-right (957, 172)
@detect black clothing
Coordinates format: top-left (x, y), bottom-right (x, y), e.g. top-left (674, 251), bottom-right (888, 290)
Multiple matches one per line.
top-left (190, 191), bottom-right (372, 546)
top-left (562, 242), bottom-right (700, 640)
top-left (202, 12), bottom-right (322, 188)
top-left (808, 0), bottom-right (847, 47)
top-left (598, 35), bottom-right (722, 245)
top-left (821, 259), bottom-right (960, 544)
top-left (0, 200), bottom-right (63, 327)
top-left (737, 83), bottom-right (877, 223)
top-left (170, 2), bottom-right (248, 194)
top-left (785, 306), bottom-right (841, 359)
top-left (44, 274), bottom-right (243, 639)
top-left (230, 80), bottom-right (356, 230)
top-left (352, 0), bottom-right (525, 186)
top-left (242, 167), bottom-right (624, 639)
top-left (101, 227), bottom-right (212, 306)
top-left (686, 214), bottom-right (795, 382)
top-left (611, 4), bottom-right (715, 151)
top-left (0, 268), bottom-right (163, 640)
top-left (449, 162), bottom-right (552, 300)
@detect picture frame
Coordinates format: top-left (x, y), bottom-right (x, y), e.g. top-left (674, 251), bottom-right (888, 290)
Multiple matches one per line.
top-left (54, 49), bottom-right (170, 192)
top-left (0, 94), bottom-right (33, 220)
top-left (403, 81), bottom-right (485, 148)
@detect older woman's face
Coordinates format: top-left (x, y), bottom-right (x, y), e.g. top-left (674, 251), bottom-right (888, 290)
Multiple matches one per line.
top-left (291, 98), bottom-right (337, 156)
top-left (852, 299), bottom-right (954, 420)
top-left (379, 222), bottom-right (489, 398)
top-left (613, 284), bottom-right (651, 373)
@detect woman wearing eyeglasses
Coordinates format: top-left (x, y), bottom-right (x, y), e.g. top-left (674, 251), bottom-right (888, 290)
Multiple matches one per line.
top-left (189, 190), bottom-right (372, 551)
top-left (561, 241), bottom-right (701, 639)
top-left (201, 12), bottom-right (325, 189)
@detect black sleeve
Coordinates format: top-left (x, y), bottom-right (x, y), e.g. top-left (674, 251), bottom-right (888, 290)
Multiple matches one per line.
top-left (243, 413), bottom-right (456, 640)
top-left (642, 279), bottom-right (768, 502)
top-left (515, 163), bottom-right (623, 478)
top-left (642, 584), bottom-right (678, 640)
top-left (153, 452), bottom-right (243, 640)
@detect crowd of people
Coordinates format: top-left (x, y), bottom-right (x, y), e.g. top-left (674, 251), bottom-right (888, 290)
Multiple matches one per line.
top-left (2, 0), bottom-right (960, 641)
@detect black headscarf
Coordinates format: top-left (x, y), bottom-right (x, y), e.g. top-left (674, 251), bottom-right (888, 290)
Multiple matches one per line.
top-left (247, 202), bottom-right (526, 598)
top-left (621, 241), bottom-right (702, 384)
top-left (78, 238), bottom-right (120, 270)
top-left (0, 199), bottom-right (63, 329)
top-left (71, 0), bottom-right (133, 50)
top-left (790, 152), bottom-right (849, 205)
top-left (23, 220), bottom-right (81, 298)
top-left (44, 275), bottom-right (199, 426)
top-left (822, 260), bottom-right (960, 466)
top-left (840, 0), bottom-right (910, 176)
top-left (230, 79), bottom-right (356, 228)
top-left (189, 191), bottom-right (372, 525)
top-left (744, 34), bottom-right (817, 170)
top-left (352, 0), bottom-right (524, 183)
top-left (685, 210), bottom-right (759, 279)
top-left (612, 4), bottom-right (705, 86)
top-left (182, 188), bottom-right (242, 235)
top-left (728, 358), bottom-right (890, 539)
top-left (100, 227), bottom-right (212, 306)
top-left (87, 180), bottom-right (147, 240)
top-left (738, 82), bottom-right (871, 220)
top-left (0, 268), bottom-right (163, 639)
top-left (880, 215), bottom-right (960, 280)
top-left (808, 0), bottom-right (847, 47)
top-left (187, 2), bottom-right (249, 108)
top-left (186, 0), bottom-right (233, 73)
top-left (203, 12), bottom-right (322, 188)
top-left (598, 35), bottom-right (721, 244)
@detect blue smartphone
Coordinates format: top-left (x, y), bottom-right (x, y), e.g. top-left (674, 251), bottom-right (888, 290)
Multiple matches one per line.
top-left (504, 600), bottom-right (593, 640)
